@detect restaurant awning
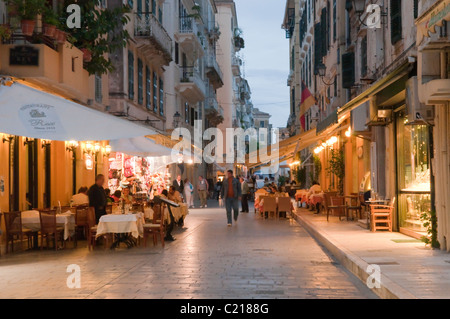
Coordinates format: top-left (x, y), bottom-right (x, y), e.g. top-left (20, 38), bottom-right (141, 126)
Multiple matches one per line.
top-left (416, 0), bottom-right (450, 44)
top-left (109, 137), bottom-right (173, 158)
top-left (0, 81), bottom-right (156, 141)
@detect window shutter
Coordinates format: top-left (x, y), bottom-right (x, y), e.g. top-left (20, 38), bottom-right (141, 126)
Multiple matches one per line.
top-left (314, 22), bottom-right (322, 73)
top-left (321, 8), bottom-right (328, 56)
top-left (137, 59), bottom-right (143, 105)
top-left (342, 52), bottom-right (355, 89)
top-left (390, 0), bottom-right (402, 44)
top-left (128, 51), bottom-right (134, 100)
top-left (413, 0), bottom-right (418, 19)
top-left (360, 36), bottom-right (367, 77)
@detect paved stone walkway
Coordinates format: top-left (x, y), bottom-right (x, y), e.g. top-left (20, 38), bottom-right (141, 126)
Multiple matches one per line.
top-left (0, 202), bottom-right (377, 299)
top-left (294, 208), bottom-right (450, 299)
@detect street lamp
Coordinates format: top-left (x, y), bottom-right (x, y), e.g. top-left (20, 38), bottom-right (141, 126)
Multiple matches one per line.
top-left (352, 0), bottom-right (366, 15)
top-left (173, 111), bottom-right (181, 128)
top-left (316, 63), bottom-right (336, 86)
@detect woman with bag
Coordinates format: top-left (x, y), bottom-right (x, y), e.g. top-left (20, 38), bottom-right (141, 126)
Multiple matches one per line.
top-left (184, 178), bottom-right (194, 208)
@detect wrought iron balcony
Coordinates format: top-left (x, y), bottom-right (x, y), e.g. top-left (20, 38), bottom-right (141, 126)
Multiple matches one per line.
top-left (206, 54), bottom-right (224, 89)
top-left (177, 66), bottom-right (206, 104)
top-left (134, 13), bottom-right (172, 65)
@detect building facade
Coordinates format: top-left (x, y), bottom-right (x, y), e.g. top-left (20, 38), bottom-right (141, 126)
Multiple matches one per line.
top-left (283, 0), bottom-right (450, 249)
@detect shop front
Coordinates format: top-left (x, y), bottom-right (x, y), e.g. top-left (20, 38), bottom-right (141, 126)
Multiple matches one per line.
top-left (395, 113), bottom-right (431, 237)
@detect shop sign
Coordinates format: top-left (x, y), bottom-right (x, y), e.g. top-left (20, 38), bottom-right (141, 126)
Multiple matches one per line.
top-left (416, 0), bottom-right (450, 43)
top-left (19, 103), bottom-right (62, 135)
top-left (10, 46), bottom-right (39, 66)
top-left (85, 155), bottom-right (94, 170)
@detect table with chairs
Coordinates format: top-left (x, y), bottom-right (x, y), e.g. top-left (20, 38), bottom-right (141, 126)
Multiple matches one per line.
top-left (257, 193), bottom-right (294, 220)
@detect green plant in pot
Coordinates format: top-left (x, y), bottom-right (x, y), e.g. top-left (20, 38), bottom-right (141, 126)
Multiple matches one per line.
top-left (6, 0), bottom-right (46, 36)
top-left (42, 5), bottom-right (59, 39)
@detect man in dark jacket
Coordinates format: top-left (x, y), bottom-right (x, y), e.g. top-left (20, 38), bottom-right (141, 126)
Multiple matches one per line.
top-left (88, 174), bottom-right (107, 223)
top-left (172, 175), bottom-right (184, 194)
top-left (221, 170), bottom-right (242, 226)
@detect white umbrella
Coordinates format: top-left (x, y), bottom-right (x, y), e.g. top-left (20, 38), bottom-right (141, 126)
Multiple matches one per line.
top-left (0, 82), bottom-right (156, 141)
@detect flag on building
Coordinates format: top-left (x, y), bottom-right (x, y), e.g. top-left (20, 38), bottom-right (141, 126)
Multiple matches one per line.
top-left (299, 81), bottom-right (316, 131)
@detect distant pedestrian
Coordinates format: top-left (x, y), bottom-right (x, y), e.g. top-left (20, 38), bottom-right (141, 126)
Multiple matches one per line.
top-left (184, 178), bottom-right (194, 208)
top-left (197, 176), bottom-right (209, 208)
top-left (88, 174), bottom-right (107, 223)
top-left (240, 177), bottom-right (249, 213)
top-left (221, 170), bottom-right (242, 226)
top-left (172, 175), bottom-right (184, 194)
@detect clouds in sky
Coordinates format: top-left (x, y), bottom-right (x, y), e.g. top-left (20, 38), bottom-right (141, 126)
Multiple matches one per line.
top-left (234, 0), bottom-right (290, 128)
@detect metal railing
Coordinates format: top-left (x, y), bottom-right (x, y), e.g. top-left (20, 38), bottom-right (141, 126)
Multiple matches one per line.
top-left (134, 13), bottom-right (172, 55)
top-left (179, 16), bottom-right (198, 35)
top-left (205, 54), bottom-right (223, 80)
top-left (179, 66), bottom-right (206, 95)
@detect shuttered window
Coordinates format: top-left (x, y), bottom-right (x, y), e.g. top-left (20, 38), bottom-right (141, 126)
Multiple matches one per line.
top-left (342, 52), bottom-right (355, 89)
top-left (360, 36), bottom-right (367, 77)
top-left (146, 67), bottom-right (151, 110)
top-left (413, 0), bottom-right (418, 19)
top-left (390, 0), bottom-right (402, 44)
top-left (128, 51), bottom-right (134, 100)
top-left (321, 8), bottom-right (328, 55)
top-left (95, 74), bottom-right (102, 103)
top-left (333, 0), bottom-right (337, 41)
top-left (153, 72), bottom-right (158, 112)
top-left (137, 58), bottom-right (143, 105)
top-left (159, 78), bottom-right (164, 116)
top-left (314, 22), bottom-right (322, 73)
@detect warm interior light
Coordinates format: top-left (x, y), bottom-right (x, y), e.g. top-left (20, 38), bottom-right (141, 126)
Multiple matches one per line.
top-left (105, 145), bottom-right (111, 155)
top-left (345, 127), bottom-right (352, 138)
top-left (85, 142), bottom-right (93, 152)
top-left (94, 143), bottom-right (101, 153)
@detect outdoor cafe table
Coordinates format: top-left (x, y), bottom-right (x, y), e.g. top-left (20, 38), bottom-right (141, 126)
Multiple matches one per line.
top-left (96, 213), bottom-right (145, 239)
top-left (21, 210), bottom-right (75, 240)
top-left (309, 193), bottom-right (324, 205)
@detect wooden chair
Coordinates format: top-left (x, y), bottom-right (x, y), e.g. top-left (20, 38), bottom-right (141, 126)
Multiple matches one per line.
top-left (132, 203), bottom-right (145, 214)
top-left (346, 196), bottom-right (362, 220)
top-left (4, 211), bottom-right (34, 253)
top-left (143, 204), bottom-right (165, 247)
top-left (74, 206), bottom-right (89, 245)
top-left (263, 196), bottom-right (277, 219)
top-left (330, 196), bottom-right (347, 221)
top-left (87, 206), bottom-right (103, 250)
top-left (323, 192), bottom-right (338, 221)
top-left (39, 210), bottom-right (65, 250)
top-left (370, 197), bottom-right (395, 232)
top-left (105, 204), bottom-right (113, 215)
top-left (277, 197), bottom-right (292, 218)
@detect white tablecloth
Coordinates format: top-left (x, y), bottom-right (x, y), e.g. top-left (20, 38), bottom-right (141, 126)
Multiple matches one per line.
top-left (21, 210), bottom-right (75, 240)
top-left (96, 213), bottom-right (144, 238)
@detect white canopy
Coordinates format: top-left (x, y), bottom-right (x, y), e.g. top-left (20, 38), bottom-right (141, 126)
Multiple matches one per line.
top-left (0, 82), bottom-right (156, 141)
top-left (109, 136), bottom-right (173, 157)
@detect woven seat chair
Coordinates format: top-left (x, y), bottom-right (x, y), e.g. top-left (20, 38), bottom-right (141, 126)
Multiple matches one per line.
top-left (39, 210), bottom-right (65, 250)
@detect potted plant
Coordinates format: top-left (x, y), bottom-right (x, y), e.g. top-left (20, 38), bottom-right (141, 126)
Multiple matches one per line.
top-left (6, 0), bottom-right (46, 36)
top-left (42, 5), bottom-right (59, 38)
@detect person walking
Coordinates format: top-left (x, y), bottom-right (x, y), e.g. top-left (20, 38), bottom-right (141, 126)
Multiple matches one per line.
top-left (184, 178), bottom-right (194, 208)
top-left (221, 170), bottom-right (241, 226)
top-left (197, 176), bottom-right (209, 208)
top-left (240, 177), bottom-right (249, 213)
top-left (88, 174), bottom-right (107, 223)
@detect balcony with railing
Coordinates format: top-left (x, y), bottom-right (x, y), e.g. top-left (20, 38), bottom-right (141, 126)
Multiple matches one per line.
top-left (134, 13), bottom-right (172, 66)
top-left (174, 16), bottom-right (204, 58)
top-left (205, 53), bottom-right (224, 89)
top-left (176, 66), bottom-right (206, 104)
top-left (232, 55), bottom-right (242, 76)
top-left (205, 93), bottom-right (224, 126)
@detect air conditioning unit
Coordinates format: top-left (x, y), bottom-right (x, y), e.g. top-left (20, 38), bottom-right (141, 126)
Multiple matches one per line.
top-left (406, 76), bottom-right (434, 124)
